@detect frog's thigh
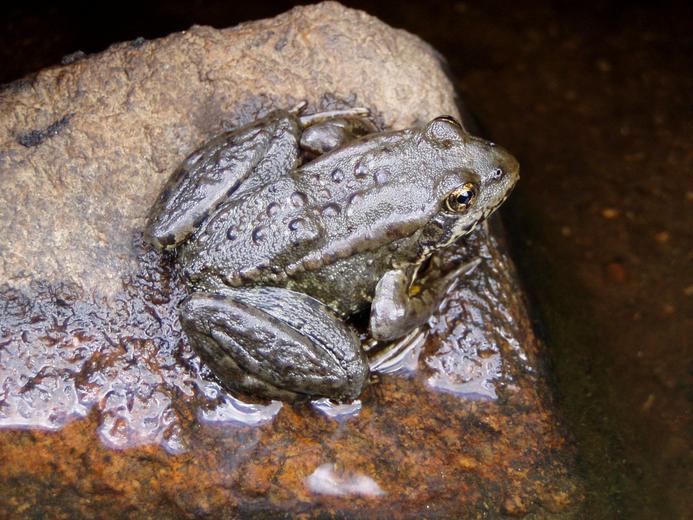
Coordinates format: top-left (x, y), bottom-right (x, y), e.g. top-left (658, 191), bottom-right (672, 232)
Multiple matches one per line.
top-left (180, 287), bottom-right (369, 401)
top-left (146, 111), bottom-right (301, 250)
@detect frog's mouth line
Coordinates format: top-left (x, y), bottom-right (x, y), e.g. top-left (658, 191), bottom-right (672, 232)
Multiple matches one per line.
top-left (474, 189), bottom-right (514, 226)
top-left (488, 181), bottom-right (517, 217)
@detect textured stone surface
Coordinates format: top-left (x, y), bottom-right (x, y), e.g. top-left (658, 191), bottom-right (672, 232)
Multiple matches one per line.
top-left (0, 1), bottom-right (456, 295)
top-left (0, 3), bottom-right (582, 517)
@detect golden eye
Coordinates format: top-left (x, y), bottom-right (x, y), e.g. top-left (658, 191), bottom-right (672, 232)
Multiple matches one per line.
top-left (445, 183), bottom-right (477, 212)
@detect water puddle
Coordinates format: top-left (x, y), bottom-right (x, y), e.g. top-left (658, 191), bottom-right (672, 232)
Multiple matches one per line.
top-left (311, 398), bottom-right (362, 420)
top-left (306, 463), bottom-right (386, 497)
top-left (198, 394), bottom-right (283, 426)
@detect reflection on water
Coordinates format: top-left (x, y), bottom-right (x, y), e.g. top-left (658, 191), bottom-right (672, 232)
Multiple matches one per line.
top-left (368, 328), bottom-right (425, 375)
top-left (198, 394), bottom-right (282, 426)
top-left (426, 354), bottom-right (502, 400)
top-left (0, 241), bottom-right (204, 453)
top-left (99, 388), bottom-right (186, 454)
top-left (311, 398), bottom-right (362, 420)
top-left (306, 463), bottom-right (386, 497)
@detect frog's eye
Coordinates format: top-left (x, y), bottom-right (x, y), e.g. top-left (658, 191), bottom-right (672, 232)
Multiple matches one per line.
top-left (445, 183), bottom-right (477, 213)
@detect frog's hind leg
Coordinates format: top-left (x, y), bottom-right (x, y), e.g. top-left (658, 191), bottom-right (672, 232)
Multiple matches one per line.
top-left (369, 259), bottom-right (482, 341)
top-left (180, 287), bottom-right (369, 402)
top-left (146, 112), bottom-right (302, 250)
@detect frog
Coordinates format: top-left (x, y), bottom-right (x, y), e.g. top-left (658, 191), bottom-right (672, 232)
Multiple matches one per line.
top-left (145, 105), bottom-right (519, 402)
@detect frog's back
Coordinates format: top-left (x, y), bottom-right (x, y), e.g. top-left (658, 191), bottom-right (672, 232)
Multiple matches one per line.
top-left (179, 174), bottom-right (324, 288)
top-left (179, 127), bottom-right (432, 309)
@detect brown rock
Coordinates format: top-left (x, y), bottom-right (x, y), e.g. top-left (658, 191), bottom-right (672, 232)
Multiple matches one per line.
top-left (0, 2), bottom-right (583, 517)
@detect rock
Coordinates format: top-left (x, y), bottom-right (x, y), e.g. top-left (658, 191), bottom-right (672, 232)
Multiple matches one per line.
top-left (0, 2), bottom-right (583, 517)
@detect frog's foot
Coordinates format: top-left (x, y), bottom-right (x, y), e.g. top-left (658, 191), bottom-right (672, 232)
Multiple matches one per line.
top-left (297, 107), bottom-right (377, 156)
top-left (369, 259), bottom-right (482, 341)
top-left (180, 287), bottom-right (369, 402)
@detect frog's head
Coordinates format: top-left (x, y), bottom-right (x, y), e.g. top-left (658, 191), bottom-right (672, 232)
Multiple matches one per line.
top-left (416, 116), bottom-right (519, 255)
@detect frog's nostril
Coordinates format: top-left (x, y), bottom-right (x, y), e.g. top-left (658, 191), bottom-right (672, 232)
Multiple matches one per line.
top-left (491, 168), bottom-right (504, 180)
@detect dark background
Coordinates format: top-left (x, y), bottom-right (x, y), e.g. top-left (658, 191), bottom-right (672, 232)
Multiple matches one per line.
top-left (2, 1), bottom-right (691, 517)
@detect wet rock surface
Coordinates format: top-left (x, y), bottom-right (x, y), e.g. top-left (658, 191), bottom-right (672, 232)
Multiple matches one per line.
top-left (0, 3), bottom-right (582, 517)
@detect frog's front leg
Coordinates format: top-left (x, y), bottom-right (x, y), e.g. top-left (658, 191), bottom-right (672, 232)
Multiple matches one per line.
top-left (369, 259), bottom-right (481, 341)
top-left (180, 286), bottom-right (370, 402)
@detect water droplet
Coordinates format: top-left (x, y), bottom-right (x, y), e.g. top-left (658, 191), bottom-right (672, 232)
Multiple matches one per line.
top-left (322, 203), bottom-right (341, 217)
top-left (354, 160), bottom-right (368, 178)
top-left (312, 398), bottom-right (362, 420)
top-left (348, 193), bottom-right (363, 205)
top-left (198, 395), bottom-right (282, 426)
top-left (252, 226), bottom-right (267, 243)
top-left (374, 168), bottom-right (390, 184)
top-left (346, 193), bottom-right (363, 217)
top-left (290, 191), bottom-right (307, 207)
top-left (331, 169), bottom-right (344, 183)
top-left (226, 226), bottom-right (238, 241)
top-left (184, 150), bottom-right (204, 167)
top-left (306, 463), bottom-right (385, 497)
top-left (266, 202), bottom-right (280, 216)
top-left (288, 218), bottom-right (305, 231)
